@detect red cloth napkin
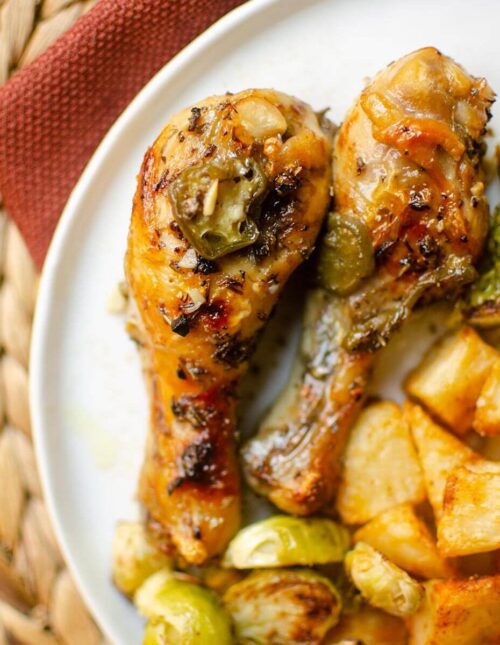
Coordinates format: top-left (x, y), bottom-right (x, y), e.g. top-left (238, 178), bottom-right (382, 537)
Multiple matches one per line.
top-left (0, 0), bottom-right (246, 268)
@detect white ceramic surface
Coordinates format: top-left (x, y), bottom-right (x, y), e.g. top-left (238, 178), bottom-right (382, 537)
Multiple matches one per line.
top-left (30, 0), bottom-right (500, 642)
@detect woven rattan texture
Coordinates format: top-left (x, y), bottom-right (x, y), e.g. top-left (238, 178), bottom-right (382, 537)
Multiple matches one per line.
top-left (0, 0), bottom-right (244, 268)
top-left (0, 2), bottom-right (104, 642)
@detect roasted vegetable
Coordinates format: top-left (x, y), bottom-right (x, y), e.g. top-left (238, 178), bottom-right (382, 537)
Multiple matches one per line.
top-left (112, 522), bottom-right (172, 596)
top-left (354, 504), bottom-right (455, 579)
top-left (337, 402), bottom-right (425, 525)
top-left (404, 401), bottom-right (480, 520)
top-left (243, 47), bottom-right (493, 516)
top-left (222, 515), bottom-right (350, 569)
top-left (405, 326), bottom-right (498, 435)
top-left (318, 212), bottom-right (374, 295)
top-left (126, 88), bottom-right (332, 563)
top-left (169, 157), bottom-right (268, 259)
top-left (135, 569), bottom-right (232, 645)
top-left (345, 543), bottom-right (423, 618)
top-left (224, 568), bottom-right (341, 644)
top-left (407, 576), bottom-right (500, 644)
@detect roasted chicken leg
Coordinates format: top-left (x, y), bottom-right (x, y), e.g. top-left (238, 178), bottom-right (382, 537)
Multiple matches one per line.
top-left (243, 48), bottom-right (494, 515)
top-left (125, 90), bottom-right (331, 563)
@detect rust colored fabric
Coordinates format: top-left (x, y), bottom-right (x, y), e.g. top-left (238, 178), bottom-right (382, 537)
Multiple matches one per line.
top-left (0, 0), bottom-right (246, 268)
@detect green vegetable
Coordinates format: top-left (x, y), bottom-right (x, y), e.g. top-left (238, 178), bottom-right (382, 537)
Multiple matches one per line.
top-left (345, 542), bottom-right (423, 618)
top-left (135, 570), bottom-right (233, 645)
top-left (168, 157), bottom-right (267, 259)
top-left (224, 568), bottom-right (342, 644)
top-left (467, 206), bottom-right (500, 327)
top-left (318, 212), bottom-right (374, 295)
top-left (112, 522), bottom-right (172, 596)
top-left (222, 515), bottom-right (350, 569)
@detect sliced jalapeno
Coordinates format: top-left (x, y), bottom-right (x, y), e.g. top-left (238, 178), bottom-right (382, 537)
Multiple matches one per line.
top-left (319, 212), bottom-right (374, 295)
top-left (168, 157), bottom-right (268, 259)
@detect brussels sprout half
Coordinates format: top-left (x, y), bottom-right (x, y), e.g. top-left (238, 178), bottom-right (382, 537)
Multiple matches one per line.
top-left (345, 542), bottom-right (423, 618)
top-left (224, 568), bottom-right (342, 645)
top-left (168, 157), bottom-right (268, 260)
top-left (135, 569), bottom-right (233, 645)
top-left (222, 515), bottom-right (350, 569)
top-left (112, 522), bottom-right (172, 596)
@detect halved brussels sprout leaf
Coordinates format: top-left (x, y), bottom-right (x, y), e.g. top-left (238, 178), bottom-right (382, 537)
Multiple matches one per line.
top-left (222, 515), bottom-right (350, 569)
top-left (224, 568), bottom-right (342, 645)
top-left (168, 157), bottom-right (268, 259)
top-left (319, 212), bottom-right (374, 295)
top-left (112, 522), bottom-right (172, 596)
top-left (345, 542), bottom-right (423, 618)
top-left (135, 569), bottom-right (233, 645)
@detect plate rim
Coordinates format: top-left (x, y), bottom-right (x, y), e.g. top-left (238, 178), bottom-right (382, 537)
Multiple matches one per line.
top-left (29, 0), bottom-right (280, 641)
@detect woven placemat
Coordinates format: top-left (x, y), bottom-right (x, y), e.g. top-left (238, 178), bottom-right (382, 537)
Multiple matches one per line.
top-left (0, 0), bottom-right (104, 642)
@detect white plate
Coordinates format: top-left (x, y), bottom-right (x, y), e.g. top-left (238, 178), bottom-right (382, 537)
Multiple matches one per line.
top-left (30, 0), bottom-right (500, 642)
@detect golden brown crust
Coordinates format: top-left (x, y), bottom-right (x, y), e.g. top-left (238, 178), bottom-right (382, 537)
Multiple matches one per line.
top-left (243, 48), bottom-right (493, 516)
top-left (125, 89), bottom-right (331, 563)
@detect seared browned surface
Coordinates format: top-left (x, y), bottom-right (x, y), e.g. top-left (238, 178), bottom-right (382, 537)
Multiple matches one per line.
top-left (243, 48), bottom-right (494, 515)
top-left (126, 89), bottom-right (331, 563)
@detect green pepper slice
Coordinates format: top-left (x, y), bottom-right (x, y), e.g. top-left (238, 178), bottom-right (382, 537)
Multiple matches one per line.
top-left (319, 212), bottom-right (374, 295)
top-left (168, 157), bottom-right (268, 259)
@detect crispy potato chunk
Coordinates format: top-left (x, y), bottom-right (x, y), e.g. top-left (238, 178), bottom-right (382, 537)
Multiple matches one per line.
top-left (337, 402), bottom-right (425, 525)
top-left (474, 357), bottom-right (500, 436)
top-left (406, 576), bottom-right (500, 644)
top-left (482, 435), bottom-right (500, 460)
top-left (354, 504), bottom-right (455, 579)
top-left (405, 327), bottom-right (497, 434)
top-left (404, 402), bottom-right (479, 519)
top-left (438, 463), bottom-right (500, 557)
top-left (326, 605), bottom-right (407, 645)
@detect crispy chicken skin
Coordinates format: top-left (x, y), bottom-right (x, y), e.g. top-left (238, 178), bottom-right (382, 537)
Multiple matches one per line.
top-left (125, 89), bottom-right (331, 563)
top-left (243, 48), bottom-right (494, 515)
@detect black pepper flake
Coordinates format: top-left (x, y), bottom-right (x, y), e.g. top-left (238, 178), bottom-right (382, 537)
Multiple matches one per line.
top-left (356, 157), bottom-right (366, 175)
top-left (193, 526), bottom-right (202, 539)
top-left (177, 368), bottom-right (187, 380)
top-left (194, 256), bottom-right (218, 274)
top-left (178, 131), bottom-right (185, 142)
top-left (460, 234), bottom-right (468, 243)
top-left (167, 477), bottom-right (184, 495)
top-left (188, 107), bottom-right (202, 131)
top-left (409, 190), bottom-right (431, 211)
top-left (471, 196), bottom-right (479, 208)
top-left (171, 314), bottom-right (190, 337)
top-left (154, 169), bottom-right (170, 191)
top-left (204, 143), bottom-right (217, 158)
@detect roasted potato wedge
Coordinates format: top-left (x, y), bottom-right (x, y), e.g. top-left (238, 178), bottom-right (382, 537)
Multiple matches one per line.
top-left (354, 504), bottom-right (455, 579)
top-left (482, 435), bottom-right (500, 460)
top-left (406, 576), bottom-right (500, 644)
top-left (438, 462), bottom-right (500, 557)
top-left (474, 357), bottom-right (500, 436)
top-left (404, 402), bottom-right (479, 519)
top-left (326, 605), bottom-right (407, 645)
top-left (405, 327), bottom-right (497, 434)
top-left (337, 402), bottom-right (425, 524)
